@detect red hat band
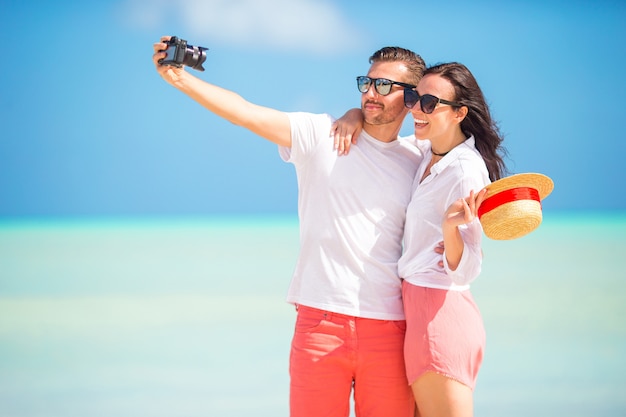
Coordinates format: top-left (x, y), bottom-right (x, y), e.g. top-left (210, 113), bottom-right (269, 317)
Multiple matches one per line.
top-left (478, 187), bottom-right (541, 219)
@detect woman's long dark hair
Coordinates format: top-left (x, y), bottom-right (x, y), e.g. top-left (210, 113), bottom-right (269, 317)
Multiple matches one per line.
top-left (425, 62), bottom-right (507, 181)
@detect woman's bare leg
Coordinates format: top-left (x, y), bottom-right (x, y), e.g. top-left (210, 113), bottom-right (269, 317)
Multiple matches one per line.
top-left (411, 371), bottom-right (473, 417)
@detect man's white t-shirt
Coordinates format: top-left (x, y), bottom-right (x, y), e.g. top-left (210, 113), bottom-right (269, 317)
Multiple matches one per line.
top-left (279, 112), bottom-right (422, 320)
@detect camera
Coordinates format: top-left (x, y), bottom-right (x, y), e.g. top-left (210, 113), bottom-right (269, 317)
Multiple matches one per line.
top-left (159, 36), bottom-right (208, 72)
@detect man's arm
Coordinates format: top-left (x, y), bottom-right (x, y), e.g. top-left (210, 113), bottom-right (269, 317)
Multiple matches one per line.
top-left (153, 37), bottom-right (292, 148)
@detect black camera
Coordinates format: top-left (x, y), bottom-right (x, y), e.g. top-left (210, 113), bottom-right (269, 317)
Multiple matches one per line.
top-left (159, 36), bottom-right (208, 72)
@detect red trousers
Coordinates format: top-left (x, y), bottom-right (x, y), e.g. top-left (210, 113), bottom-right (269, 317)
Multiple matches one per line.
top-left (289, 305), bottom-right (415, 417)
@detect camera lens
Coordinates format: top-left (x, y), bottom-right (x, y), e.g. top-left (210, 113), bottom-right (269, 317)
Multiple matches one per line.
top-left (183, 45), bottom-right (208, 72)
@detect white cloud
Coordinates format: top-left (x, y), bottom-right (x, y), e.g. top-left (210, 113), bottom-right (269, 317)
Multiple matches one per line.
top-left (122, 0), bottom-right (365, 56)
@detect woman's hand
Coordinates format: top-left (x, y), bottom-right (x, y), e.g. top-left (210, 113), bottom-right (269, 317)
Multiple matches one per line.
top-left (443, 189), bottom-right (488, 230)
top-left (330, 108), bottom-right (363, 155)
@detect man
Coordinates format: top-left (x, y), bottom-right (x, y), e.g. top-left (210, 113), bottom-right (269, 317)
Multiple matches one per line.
top-left (152, 37), bottom-right (425, 417)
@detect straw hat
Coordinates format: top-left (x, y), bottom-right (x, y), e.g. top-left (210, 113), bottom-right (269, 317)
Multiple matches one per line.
top-left (478, 173), bottom-right (554, 240)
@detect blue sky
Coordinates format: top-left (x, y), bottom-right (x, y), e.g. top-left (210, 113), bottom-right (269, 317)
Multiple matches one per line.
top-left (1, 0), bottom-right (625, 218)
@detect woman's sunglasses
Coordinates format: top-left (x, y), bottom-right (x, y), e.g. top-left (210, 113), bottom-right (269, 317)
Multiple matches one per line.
top-left (404, 89), bottom-right (463, 114)
top-left (356, 76), bottom-right (416, 96)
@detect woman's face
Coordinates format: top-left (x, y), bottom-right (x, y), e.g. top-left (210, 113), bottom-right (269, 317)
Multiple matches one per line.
top-left (410, 73), bottom-right (463, 141)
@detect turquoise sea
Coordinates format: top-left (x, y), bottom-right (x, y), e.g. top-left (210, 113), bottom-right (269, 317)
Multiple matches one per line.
top-left (1, 212), bottom-right (625, 417)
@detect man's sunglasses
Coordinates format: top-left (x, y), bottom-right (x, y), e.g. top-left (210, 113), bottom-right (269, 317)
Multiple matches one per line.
top-left (404, 89), bottom-right (463, 114)
top-left (356, 76), bottom-right (416, 96)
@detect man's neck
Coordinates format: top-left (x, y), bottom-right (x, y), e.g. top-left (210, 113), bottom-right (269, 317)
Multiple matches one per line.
top-left (363, 123), bottom-right (402, 143)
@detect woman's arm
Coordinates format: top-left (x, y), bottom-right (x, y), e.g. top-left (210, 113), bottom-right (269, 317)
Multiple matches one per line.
top-left (442, 189), bottom-right (487, 270)
top-left (330, 108), bottom-right (363, 155)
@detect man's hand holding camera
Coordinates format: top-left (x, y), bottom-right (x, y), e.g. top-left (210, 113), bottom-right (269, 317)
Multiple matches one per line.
top-left (153, 35), bottom-right (208, 86)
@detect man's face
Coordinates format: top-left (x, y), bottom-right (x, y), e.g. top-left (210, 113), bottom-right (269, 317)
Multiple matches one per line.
top-left (360, 61), bottom-right (412, 127)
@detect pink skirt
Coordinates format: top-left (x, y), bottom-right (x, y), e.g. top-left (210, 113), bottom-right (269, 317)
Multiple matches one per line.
top-left (402, 280), bottom-right (485, 390)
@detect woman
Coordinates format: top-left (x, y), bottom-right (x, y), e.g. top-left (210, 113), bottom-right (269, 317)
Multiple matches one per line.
top-left (335, 62), bottom-right (507, 417)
